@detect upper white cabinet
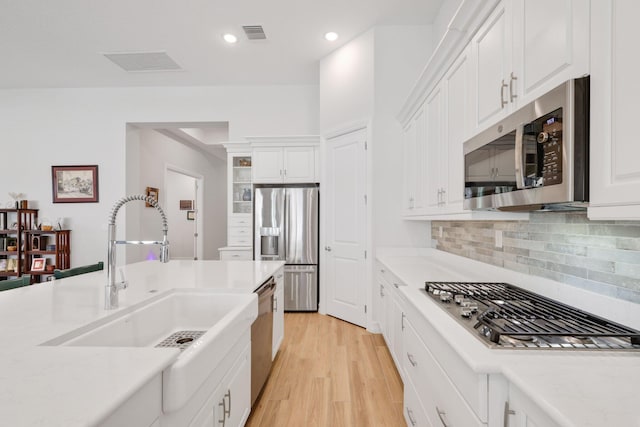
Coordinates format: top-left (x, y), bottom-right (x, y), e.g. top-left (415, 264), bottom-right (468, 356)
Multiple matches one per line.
top-left (588, 0), bottom-right (640, 220)
top-left (220, 143), bottom-right (253, 256)
top-left (401, 105), bottom-right (427, 215)
top-left (249, 137), bottom-right (320, 184)
top-left (471, 0), bottom-right (589, 132)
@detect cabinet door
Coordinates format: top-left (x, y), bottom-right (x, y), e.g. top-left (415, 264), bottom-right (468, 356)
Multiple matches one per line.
top-left (425, 84), bottom-right (444, 211)
top-left (512, 0), bottom-right (589, 105)
top-left (402, 105), bottom-right (427, 215)
top-left (391, 290), bottom-right (405, 380)
top-left (589, 0), bottom-right (640, 219)
top-left (272, 268), bottom-right (285, 359)
top-left (472, 1), bottom-right (512, 130)
top-left (507, 383), bottom-right (561, 427)
top-left (283, 146), bottom-right (316, 183)
top-left (252, 147), bottom-right (284, 183)
top-left (444, 45), bottom-right (473, 211)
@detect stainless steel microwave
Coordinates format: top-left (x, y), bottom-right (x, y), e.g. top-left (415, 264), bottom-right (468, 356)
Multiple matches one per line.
top-left (463, 77), bottom-right (589, 211)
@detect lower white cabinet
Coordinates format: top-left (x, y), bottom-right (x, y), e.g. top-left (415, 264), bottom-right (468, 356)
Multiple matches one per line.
top-left (375, 263), bottom-right (406, 378)
top-left (219, 247), bottom-right (252, 261)
top-left (272, 267), bottom-right (285, 359)
top-left (404, 378), bottom-right (431, 427)
top-left (403, 315), bottom-right (484, 427)
top-left (189, 343), bottom-right (251, 427)
top-left (503, 382), bottom-right (561, 427)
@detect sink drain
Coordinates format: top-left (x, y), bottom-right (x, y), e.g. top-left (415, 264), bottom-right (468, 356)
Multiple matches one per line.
top-left (155, 330), bottom-right (206, 351)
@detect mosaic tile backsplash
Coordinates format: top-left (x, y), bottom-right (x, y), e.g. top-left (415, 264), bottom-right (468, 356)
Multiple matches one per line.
top-left (431, 212), bottom-right (640, 303)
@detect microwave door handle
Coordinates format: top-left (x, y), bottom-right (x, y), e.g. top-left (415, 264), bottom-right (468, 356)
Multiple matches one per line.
top-left (514, 124), bottom-right (526, 189)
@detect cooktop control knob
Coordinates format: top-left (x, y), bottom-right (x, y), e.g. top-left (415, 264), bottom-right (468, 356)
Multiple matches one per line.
top-left (440, 292), bottom-right (453, 302)
top-left (537, 131), bottom-right (549, 143)
top-left (454, 294), bottom-right (465, 304)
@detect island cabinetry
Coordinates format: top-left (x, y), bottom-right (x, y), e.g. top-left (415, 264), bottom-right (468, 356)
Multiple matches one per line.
top-left (24, 229), bottom-right (70, 282)
top-left (272, 267), bottom-right (284, 359)
top-left (501, 381), bottom-right (561, 427)
top-left (0, 209), bottom-right (38, 279)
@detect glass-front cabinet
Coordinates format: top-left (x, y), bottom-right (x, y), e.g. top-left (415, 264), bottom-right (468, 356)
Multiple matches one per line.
top-left (231, 155), bottom-right (252, 215)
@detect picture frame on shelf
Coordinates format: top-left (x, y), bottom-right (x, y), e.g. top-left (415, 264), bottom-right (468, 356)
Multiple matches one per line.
top-left (145, 186), bottom-right (159, 207)
top-left (31, 258), bottom-right (45, 272)
top-left (0, 259), bottom-right (6, 272)
top-left (7, 259), bottom-right (17, 273)
top-left (51, 165), bottom-right (99, 203)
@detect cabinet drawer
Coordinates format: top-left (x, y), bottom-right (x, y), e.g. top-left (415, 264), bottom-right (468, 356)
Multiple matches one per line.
top-left (404, 317), bottom-right (484, 427)
top-left (405, 301), bottom-right (488, 421)
top-left (229, 216), bottom-right (252, 227)
top-left (404, 378), bottom-right (431, 427)
top-left (376, 261), bottom-right (405, 289)
top-left (228, 235), bottom-right (252, 246)
top-left (229, 226), bottom-right (252, 237)
top-left (219, 249), bottom-right (252, 261)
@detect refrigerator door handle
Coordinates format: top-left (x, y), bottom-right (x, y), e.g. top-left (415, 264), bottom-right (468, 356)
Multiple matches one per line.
top-left (284, 191), bottom-right (289, 261)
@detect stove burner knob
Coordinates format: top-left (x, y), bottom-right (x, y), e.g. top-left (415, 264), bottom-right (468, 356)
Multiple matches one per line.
top-left (461, 307), bottom-right (473, 318)
top-left (454, 294), bottom-right (465, 304)
top-left (461, 300), bottom-right (478, 313)
top-left (440, 292), bottom-right (453, 302)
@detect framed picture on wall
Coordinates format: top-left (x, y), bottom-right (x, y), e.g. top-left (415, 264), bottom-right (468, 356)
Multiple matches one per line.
top-left (145, 187), bottom-right (159, 207)
top-left (51, 165), bottom-right (99, 203)
top-left (31, 258), bottom-right (45, 271)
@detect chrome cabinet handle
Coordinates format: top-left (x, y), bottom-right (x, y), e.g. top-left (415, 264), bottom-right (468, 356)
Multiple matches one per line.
top-left (436, 406), bottom-right (451, 427)
top-left (224, 390), bottom-right (231, 417)
top-left (509, 72), bottom-right (518, 102)
top-left (380, 284), bottom-right (384, 297)
top-left (401, 312), bottom-right (405, 331)
top-left (407, 352), bottom-right (417, 367)
top-left (218, 400), bottom-right (226, 425)
top-left (504, 401), bottom-right (515, 427)
top-left (501, 79), bottom-right (508, 107)
top-left (406, 407), bottom-right (417, 426)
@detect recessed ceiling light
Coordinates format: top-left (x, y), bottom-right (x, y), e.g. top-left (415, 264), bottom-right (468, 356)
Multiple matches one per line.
top-left (324, 32), bottom-right (339, 42)
top-left (223, 33), bottom-right (238, 44)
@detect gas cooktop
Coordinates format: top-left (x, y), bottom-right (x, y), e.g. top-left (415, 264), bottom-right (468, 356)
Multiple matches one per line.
top-left (424, 281), bottom-right (640, 350)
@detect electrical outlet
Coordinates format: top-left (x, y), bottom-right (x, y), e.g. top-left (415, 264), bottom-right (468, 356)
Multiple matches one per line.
top-left (495, 229), bottom-right (503, 248)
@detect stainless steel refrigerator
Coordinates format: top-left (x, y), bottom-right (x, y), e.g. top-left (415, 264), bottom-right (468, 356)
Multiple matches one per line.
top-left (254, 184), bottom-right (319, 311)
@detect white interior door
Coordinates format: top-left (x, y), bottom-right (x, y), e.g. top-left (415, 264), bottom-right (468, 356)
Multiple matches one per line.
top-left (325, 128), bottom-right (367, 327)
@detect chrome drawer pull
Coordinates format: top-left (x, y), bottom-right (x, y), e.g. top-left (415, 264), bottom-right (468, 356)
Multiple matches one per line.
top-left (224, 390), bottom-right (231, 417)
top-left (406, 407), bottom-right (417, 426)
top-left (218, 400), bottom-right (226, 425)
top-left (504, 401), bottom-right (515, 427)
top-left (436, 406), bottom-right (450, 427)
top-left (407, 353), bottom-right (417, 367)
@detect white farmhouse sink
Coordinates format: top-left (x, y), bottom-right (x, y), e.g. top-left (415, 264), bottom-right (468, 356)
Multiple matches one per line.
top-left (42, 289), bottom-right (258, 412)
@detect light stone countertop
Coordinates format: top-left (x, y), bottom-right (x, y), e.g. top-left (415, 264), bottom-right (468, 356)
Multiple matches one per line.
top-left (376, 247), bottom-right (640, 427)
top-left (0, 259), bottom-right (284, 427)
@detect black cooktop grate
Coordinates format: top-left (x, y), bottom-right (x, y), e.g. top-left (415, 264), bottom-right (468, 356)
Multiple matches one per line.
top-left (425, 281), bottom-right (640, 345)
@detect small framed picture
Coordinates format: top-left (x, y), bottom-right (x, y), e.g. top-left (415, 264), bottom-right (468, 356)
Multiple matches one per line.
top-left (31, 258), bottom-right (46, 272)
top-left (52, 165), bottom-right (99, 203)
top-left (187, 210), bottom-right (195, 221)
top-left (145, 186), bottom-right (159, 207)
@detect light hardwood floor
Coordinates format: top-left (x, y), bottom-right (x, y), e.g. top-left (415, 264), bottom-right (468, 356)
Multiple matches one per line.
top-left (246, 313), bottom-right (405, 427)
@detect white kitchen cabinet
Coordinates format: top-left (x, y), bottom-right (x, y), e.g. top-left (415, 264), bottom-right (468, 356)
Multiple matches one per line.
top-left (401, 104), bottom-right (427, 215)
top-left (272, 267), bottom-right (284, 359)
top-left (221, 144), bottom-right (253, 252)
top-left (424, 83), bottom-right (445, 212)
top-left (218, 247), bottom-right (252, 261)
top-left (375, 263), bottom-right (406, 380)
top-left (189, 343), bottom-right (251, 427)
top-left (588, 0), bottom-right (640, 220)
top-left (252, 146), bottom-right (317, 183)
top-left (472, 0), bottom-right (589, 132)
top-left (504, 382), bottom-right (561, 427)
top-left (403, 315), bottom-right (484, 427)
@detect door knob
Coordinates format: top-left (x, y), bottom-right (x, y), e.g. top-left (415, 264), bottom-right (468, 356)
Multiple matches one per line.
top-left (325, 246), bottom-right (332, 252)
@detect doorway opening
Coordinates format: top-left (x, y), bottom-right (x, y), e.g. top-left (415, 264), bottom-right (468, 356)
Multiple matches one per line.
top-left (165, 166), bottom-right (204, 260)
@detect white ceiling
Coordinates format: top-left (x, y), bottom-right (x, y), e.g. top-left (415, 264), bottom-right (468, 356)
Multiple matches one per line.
top-left (0, 0), bottom-right (443, 89)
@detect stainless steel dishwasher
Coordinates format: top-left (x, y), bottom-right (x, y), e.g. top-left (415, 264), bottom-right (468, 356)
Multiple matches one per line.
top-left (251, 276), bottom-right (275, 406)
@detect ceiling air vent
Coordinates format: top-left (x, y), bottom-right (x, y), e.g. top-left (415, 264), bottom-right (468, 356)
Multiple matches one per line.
top-left (242, 25), bottom-right (267, 40)
top-left (103, 51), bottom-right (182, 72)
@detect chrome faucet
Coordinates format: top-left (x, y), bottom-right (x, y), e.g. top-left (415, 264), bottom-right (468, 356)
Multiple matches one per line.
top-left (106, 195), bottom-right (170, 310)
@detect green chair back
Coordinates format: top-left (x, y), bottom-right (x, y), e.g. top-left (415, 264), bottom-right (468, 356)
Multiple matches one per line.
top-left (0, 275), bottom-right (31, 292)
top-left (54, 262), bottom-right (104, 279)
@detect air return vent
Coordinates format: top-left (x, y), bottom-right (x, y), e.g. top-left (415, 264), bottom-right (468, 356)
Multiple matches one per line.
top-left (103, 51), bottom-right (182, 72)
top-left (242, 25), bottom-right (267, 40)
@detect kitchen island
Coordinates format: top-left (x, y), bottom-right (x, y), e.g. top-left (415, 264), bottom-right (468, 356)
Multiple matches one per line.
top-left (0, 259), bottom-right (284, 427)
top-left (376, 248), bottom-right (640, 427)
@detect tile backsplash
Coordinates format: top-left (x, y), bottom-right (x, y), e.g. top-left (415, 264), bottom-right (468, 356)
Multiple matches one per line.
top-left (431, 212), bottom-right (640, 303)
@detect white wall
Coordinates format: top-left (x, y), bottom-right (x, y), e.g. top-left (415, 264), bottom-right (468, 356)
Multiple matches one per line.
top-left (0, 85), bottom-right (318, 267)
top-left (372, 26), bottom-right (435, 249)
top-left (165, 169), bottom-right (197, 260)
top-left (319, 30), bottom-right (375, 131)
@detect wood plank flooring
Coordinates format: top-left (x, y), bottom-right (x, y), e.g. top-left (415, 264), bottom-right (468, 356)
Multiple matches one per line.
top-left (246, 313), bottom-right (405, 427)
